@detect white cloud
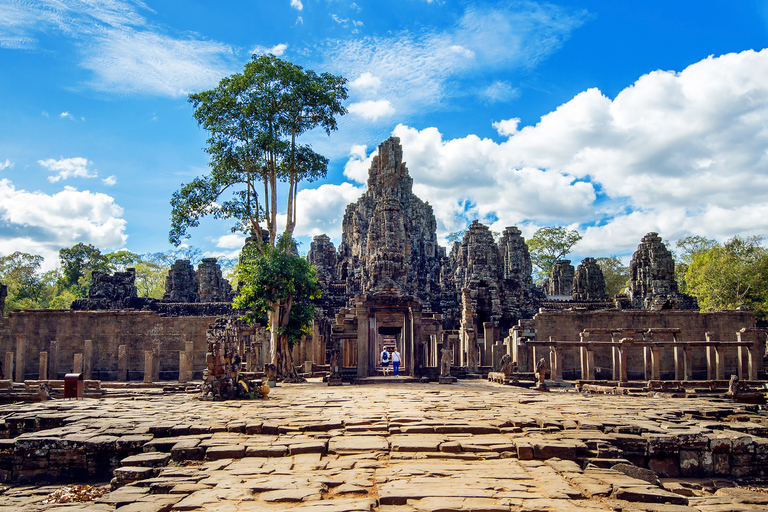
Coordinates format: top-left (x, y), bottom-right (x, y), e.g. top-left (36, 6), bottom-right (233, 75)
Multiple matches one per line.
top-left (216, 234), bottom-right (246, 249)
top-left (83, 29), bottom-right (234, 96)
top-left (294, 182), bottom-right (365, 240)
top-left (353, 48), bottom-right (768, 258)
top-left (343, 144), bottom-right (375, 183)
top-left (349, 72), bottom-right (381, 95)
top-left (321, 3), bottom-right (588, 116)
top-left (0, 179), bottom-right (127, 270)
top-left (0, 160), bottom-right (12, 171)
top-left (348, 100), bottom-right (395, 121)
top-left (482, 81), bottom-right (518, 103)
top-left (290, 0), bottom-right (303, 11)
top-left (252, 43), bottom-right (288, 57)
top-left (102, 175), bottom-right (117, 186)
top-left (60, 111), bottom-right (75, 120)
top-left (492, 118), bottom-right (520, 137)
top-left (0, 0), bottom-right (237, 97)
top-left (39, 157), bottom-right (98, 182)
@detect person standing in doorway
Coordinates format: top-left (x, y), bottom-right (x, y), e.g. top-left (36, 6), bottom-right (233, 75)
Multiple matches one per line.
top-left (380, 347), bottom-right (390, 375)
top-left (392, 347), bottom-right (401, 376)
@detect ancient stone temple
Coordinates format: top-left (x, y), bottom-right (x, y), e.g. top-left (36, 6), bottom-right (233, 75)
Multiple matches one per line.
top-left (0, 283), bottom-right (6, 315)
top-left (164, 260), bottom-right (199, 303)
top-left (547, 260), bottom-right (574, 296)
top-left (572, 257), bottom-right (608, 301)
top-left (627, 232), bottom-right (697, 310)
top-left (335, 137), bottom-right (443, 309)
top-left (197, 258), bottom-right (234, 302)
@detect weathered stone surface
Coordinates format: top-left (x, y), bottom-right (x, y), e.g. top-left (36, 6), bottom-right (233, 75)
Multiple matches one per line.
top-left (548, 260), bottom-right (574, 297)
top-left (164, 260), bottom-right (199, 303)
top-left (573, 258), bottom-right (608, 301)
top-left (197, 258), bottom-right (234, 302)
top-left (626, 233), bottom-right (697, 310)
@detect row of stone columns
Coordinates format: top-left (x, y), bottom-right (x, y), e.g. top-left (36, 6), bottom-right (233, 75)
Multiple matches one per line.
top-left (3, 340), bottom-right (197, 383)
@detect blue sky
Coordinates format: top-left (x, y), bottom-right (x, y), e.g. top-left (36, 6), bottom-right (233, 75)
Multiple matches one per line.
top-left (1, 0), bottom-right (768, 269)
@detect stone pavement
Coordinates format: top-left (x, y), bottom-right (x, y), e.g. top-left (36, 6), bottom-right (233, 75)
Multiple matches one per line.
top-left (2, 380), bottom-right (768, 511)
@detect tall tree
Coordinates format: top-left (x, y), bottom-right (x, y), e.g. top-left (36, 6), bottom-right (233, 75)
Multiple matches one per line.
top-left (171, 54), bottom-right (346, 378)
top-left (526, 227), bottom-right (582, 282)
top-left (0, 252), bottom-right (53, 313)
top-left (171, 53), bottom-right (347, 247)
top-left (595, 256), bottom-right (629, 297)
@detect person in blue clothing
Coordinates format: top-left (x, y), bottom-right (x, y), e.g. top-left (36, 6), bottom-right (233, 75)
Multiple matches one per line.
top-left (392, 347), bottom-right (401, 376)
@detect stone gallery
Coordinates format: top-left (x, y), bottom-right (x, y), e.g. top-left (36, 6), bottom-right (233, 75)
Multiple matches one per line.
top-left (0, 137), bottom-right (763, 386)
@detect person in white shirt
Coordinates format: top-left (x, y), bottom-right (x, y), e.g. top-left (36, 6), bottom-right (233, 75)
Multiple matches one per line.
top-left (392, 347), bottom-right (401, 376)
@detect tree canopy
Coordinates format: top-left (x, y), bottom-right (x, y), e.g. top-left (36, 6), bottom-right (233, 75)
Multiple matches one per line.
top-left (685, 235), bottom-right (768, 322)
top-left (171, 54), bottom-right (348, 249)
top-left (526, 227), bottom-right (582, 282)
top-left (595, 256), bottom-right (629, 297)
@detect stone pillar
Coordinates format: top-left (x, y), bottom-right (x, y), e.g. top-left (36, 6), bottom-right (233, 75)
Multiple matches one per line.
top-left (185, 341), bottom-right (194, 379)
top-left (715, 345), bottom-right (725, 381)
top-left (144, 350), bottom-right (154, 383)
top-left (83, 339), bottom-right (93, 380)
top-left (674, 346), bottom-right (685, 381)
top-left (650, 346), bottom-right (661, 381)
top-left (617, 341), bottom-right (629, 383)
top-left (49, 340), bottom-right (59, 380)
top-left (610, 334), bottom-right (619, 381)
top-left (411, 304), bottom-right (423, 376)
top-left (644, 347), bottom-right (653, 380)
top-left (118, 345), bottom-right (128, 381)
top-left (585, 348), bottom-right (595, 380)
top-left (466, 328), bottom-right (478, 374)
top-left (179, 352), bottom-right (190, 382)
top-left (73, 353), bottom-right (83, 374)
top-left (14, 334), bottom-right (25, 382)
top-left (550, 346), bottom-right (563, 382)
top-left (356, 306), bottom-right (369, 378)
top-left (39, 352), bottom-right (48, 380)
top-left (684, 347), bottom-right (693, 381)
top-left (705, 333), bottom-right (715, 380)
top-left (4, 352), bottom-right (13, 382)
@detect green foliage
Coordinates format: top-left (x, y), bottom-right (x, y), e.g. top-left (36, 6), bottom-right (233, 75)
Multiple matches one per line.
top-left (58, 243), bottom-right (110, 295)
top-left (674, 235), bottom-right (717, 293)
top-left (685, 236), bottom-right (768, 322)
top-left (48, 288), bottom-right (78, 309)
top-left (446, 230), bottom-right (465, 244)
top-left (595, 256), bottom-right (629, 297)
top-left (0, 252), bottom-right (57, 313)
top-left (172, 54), bottom-right (348, 248)
top-left (526, 227), bottom-right (582, 282)
top-left (234, 238), bottom-right (321, 345)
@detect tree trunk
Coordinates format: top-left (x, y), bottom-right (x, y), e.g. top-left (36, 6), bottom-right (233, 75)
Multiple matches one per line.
top-left (278, 334), bottom-right (305, 383)
top-left (268, 308), bottom-right (279, 367)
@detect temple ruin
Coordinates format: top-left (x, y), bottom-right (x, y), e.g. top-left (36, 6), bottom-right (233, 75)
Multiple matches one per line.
top-left (0, 137), bottom-right (762, 388)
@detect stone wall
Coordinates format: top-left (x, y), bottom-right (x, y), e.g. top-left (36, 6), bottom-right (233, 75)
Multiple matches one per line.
top-left (522, 309), bottom-right (759, 379)
top-left (0, 310), bottom-right (215, 381)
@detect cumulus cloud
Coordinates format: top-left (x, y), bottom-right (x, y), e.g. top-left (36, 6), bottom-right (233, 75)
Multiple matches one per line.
top-left (349, 72), bottom-right (381, 95)
top-left (294, 182), bottom-right (365, 239)
top-left (348, 99), bottom-right (395, 121)
top-left (343, 144), bottom-right (375, 183)
top-left (0, 0), bottom-right (237, 97)
top-left (215, 234), bottom-right (246, 249)
top-left (290, 0), bottom-right (303, 11)
top-left (39, 157), bottom-right (98, 182)
top-left (0, 179), bottom-right (127, 270)
top-left (350, 48), bottom-right (768, 256)
top-left (0, 160), bottom-right (12, 171)
top-left (102, 175), bottom-right (117, 186)
top-left (60, 111), bottom-right (75, 120)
